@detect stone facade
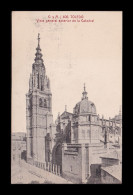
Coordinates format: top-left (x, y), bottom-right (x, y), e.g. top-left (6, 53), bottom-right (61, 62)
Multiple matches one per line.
top-left (26, 34), bottom-right (56, 164)
top-left (71, 85), bottom-right (100, 144)
top-left (25, 34), bottom-right (122, 183)
top-left (51, 84), bottom-right (122, 183)
top-left (62, 142), bottom-right (108, 183)
top-left (12, 132), bottom-right (27, 163)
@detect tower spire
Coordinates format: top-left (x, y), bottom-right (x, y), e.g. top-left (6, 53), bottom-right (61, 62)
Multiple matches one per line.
top-left (34, 33), bottom-right (44, 64)
top-left (38, 33), bottom-right (40, 47)
top-left (84, 83), bottom-right (86, 92)
top-left (82, 83), bottom-right (88, 100)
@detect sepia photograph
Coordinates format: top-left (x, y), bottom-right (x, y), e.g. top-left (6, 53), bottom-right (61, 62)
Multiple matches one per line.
top-left (11, 11), bottom-right (122, 184)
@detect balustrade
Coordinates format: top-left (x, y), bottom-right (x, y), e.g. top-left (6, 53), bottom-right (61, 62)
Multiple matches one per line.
top-left (30, 161), bottom-right (61, 177)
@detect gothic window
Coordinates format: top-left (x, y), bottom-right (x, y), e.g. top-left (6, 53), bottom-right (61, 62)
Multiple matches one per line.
top-left (44, 99), bottom-right (47, 107)
top-left (40, 76), bottom-right (43, 91)
top-left (37, 73), bottom-right (39, 88)
top-left (39, 98), bottom-right (42, 107)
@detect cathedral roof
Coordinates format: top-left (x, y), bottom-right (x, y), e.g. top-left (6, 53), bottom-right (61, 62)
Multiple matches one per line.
top-left (60, 111), bottom-right (73, 119)
top-left (73, 84), bottom-right (96, 115)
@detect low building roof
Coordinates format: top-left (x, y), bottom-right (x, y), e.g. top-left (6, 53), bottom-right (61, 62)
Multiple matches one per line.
top-left (101, 165), bottom-right (122, 181)
top-left (100, 150), bottom-right (122, 161)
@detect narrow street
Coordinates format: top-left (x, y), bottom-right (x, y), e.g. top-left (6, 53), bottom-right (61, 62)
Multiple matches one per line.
top-left (11, 160), bottom-right (72, 184)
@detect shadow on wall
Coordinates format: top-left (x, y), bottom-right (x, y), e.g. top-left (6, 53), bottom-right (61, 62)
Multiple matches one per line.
top-left (52, 143), bottom-right (62, 173)
top-left (21, 150), bottom-right (26, 161)
top-left (87, 164), bottom-right (102, 184)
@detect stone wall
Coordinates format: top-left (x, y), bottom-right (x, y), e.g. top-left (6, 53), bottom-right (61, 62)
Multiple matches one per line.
top-left (62, 144), bottom-right (82, 183)
top-left (62, 143), bottom-right (88, 183)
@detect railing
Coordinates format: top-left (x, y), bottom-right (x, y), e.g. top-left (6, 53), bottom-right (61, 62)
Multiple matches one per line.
top-left (32, 161), bottom-right (61, 176)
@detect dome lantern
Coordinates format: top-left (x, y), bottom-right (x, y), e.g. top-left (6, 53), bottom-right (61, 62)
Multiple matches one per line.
top-left (82, 83), bottom-right (88, 100)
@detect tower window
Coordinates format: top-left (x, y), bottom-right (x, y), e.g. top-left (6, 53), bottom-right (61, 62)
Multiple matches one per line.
top-left (40, 76), bottom-right (43, 91)
top-left (37, 73), bottom-right (39, 89)
top-left (39, 98), bottom-right (42, 107)
top-left (44, 99), bottom-right (47, 107)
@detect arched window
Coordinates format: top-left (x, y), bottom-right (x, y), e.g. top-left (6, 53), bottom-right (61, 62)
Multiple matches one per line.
top-left (36, 73), bottom-right (39, 89)
top-left (40, 76), bottom-right (43, 91)
top-left (44, 99), bottom-right (47, 107)
top-left (39, 98), bottom-right (42, 107)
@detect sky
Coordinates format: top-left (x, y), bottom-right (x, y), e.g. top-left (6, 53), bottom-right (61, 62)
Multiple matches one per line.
top-left (12, 11), bottom-right (122, 133)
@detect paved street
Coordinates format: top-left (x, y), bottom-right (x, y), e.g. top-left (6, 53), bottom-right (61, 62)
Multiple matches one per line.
top-left (11, 161), bottom-right (72, 184)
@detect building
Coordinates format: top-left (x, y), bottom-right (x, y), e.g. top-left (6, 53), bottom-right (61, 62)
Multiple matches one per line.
top-left (53, 86), bottom-right (122, 183)
top-left (26, 34), bottom-right (56, 164)
top-left (100, 149), bottom-right (122, 167)
top-left (25, 34), bottom-right (122, 183)
top-left (100, 149), bottom-right (122, 184)
top-left (59, 87), bottom-right (106, 183)
top-left (12, 132), bottom-right (27, 163)
top-left (71, 84), bottom-right (100, 144)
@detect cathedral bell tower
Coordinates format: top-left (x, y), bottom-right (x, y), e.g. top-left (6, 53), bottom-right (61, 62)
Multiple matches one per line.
top-left (26, 34), bottom-right (53, 164)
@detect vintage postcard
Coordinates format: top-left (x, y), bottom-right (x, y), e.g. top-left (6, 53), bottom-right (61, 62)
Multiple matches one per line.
top-left (11, 11), bottom-right (122, 184)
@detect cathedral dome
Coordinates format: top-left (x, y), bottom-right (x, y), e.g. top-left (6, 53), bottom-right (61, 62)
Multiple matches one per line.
top-left (73, 84), bottom-right (96, 115)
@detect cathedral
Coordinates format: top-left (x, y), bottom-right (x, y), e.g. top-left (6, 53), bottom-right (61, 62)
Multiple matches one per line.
top-left (26, 34), bottom-right (56, 164)
top-left (26, 34), bottom-right (122, 183)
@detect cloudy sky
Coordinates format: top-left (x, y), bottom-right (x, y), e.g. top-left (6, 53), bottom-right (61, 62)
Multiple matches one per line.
top-left (12, 11), bottom-right (122, 133)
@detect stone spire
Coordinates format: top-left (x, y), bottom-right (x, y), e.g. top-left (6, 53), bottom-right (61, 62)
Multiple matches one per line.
top-left (34, 33), bottom-right (44, 64)
top-left (38, 33), bottom-right (40, 47)
top-left (82, 83), bottom-right (88, 100)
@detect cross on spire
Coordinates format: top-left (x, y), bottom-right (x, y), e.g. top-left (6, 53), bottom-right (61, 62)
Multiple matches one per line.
top-left (84, 83), bottom-right (86, 92)
top-left (38, 33), bottom-right (40, 46)
top-left (34, 33), bottom-right (44, 64)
